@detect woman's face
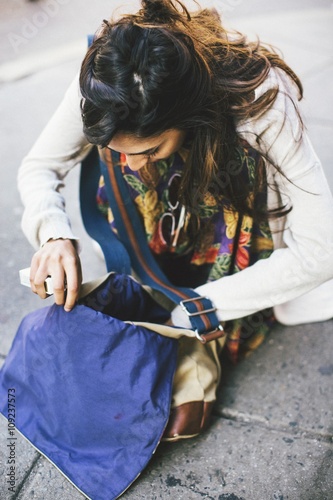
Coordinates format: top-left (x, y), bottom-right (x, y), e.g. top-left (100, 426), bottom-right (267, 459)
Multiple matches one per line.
top-left (108, 129), bottom-right (186, 171)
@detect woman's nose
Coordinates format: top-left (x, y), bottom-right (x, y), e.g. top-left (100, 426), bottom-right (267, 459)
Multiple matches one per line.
top-left (125, 155), bottom-right (147, 171)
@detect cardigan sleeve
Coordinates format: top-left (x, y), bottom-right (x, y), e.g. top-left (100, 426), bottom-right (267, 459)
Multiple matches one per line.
top-left (172, 67), bottom-right (333, 326)
top-left (18, 73), bottom-right (92, 249)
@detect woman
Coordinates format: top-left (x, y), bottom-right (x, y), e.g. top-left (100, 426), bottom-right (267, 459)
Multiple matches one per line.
top-left (18, 0), bottom-right (333, 439)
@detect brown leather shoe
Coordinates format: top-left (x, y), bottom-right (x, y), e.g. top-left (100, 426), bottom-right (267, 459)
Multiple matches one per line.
top-left (162, 401), bottom-right (214, 442)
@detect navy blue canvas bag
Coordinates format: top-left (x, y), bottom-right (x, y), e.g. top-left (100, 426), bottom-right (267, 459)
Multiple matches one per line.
top-left (0, 273), bottom-right (178, 499)
top-left (0, 146), bottom-right (224, 499)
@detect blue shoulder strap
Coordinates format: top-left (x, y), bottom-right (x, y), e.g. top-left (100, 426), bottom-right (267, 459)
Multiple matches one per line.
top-left (80, 146), bottom-right (132, 275)
top-left (97, 148), bottom-right (224, 342)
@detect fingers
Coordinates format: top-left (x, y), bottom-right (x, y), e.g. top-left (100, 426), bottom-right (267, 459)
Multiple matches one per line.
top-left (29, 239), bottom-right (82, 312)
top-left (50, 264), bottom-right (66, 306)
top-left (30, 253), bottom-right (46, 297)
top-left (63, 255), bottom-right (82, 312)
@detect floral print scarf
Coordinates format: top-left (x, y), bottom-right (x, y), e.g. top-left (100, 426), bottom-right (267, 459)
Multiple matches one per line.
top-left (96, 142), bottom-right (275, 363)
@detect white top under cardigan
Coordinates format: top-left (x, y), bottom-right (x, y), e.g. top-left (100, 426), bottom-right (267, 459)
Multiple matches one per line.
top-left (17, 68), bottom-right (333, 327)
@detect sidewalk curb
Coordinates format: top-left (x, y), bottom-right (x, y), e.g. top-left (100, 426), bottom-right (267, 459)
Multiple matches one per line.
top-left (0, 39), bottom-right (86, 84)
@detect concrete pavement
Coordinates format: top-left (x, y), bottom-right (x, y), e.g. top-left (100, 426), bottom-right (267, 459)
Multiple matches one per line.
top-left (0, 1), bottom-right (332, 499)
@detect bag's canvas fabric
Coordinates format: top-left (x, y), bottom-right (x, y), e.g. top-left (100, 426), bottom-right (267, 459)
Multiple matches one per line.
top-left (0, 274), bottom-right (182, 500)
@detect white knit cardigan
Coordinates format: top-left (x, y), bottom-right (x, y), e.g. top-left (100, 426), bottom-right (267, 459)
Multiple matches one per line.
top-left (18, 68), bottom-right (333, 326)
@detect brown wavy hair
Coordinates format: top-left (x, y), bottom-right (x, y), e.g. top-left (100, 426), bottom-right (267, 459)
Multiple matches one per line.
top-left (80, 0), bottom-right (303, 218)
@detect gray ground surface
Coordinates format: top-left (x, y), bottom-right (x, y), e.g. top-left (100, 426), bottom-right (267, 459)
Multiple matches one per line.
top-left (0, 1), bottom-right (332, 499)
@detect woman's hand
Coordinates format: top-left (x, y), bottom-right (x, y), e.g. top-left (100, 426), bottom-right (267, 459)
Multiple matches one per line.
top-left (30, 239), bottom-right (82, 312)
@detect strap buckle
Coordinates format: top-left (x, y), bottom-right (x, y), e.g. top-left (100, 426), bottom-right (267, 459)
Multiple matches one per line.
top-left (195, 324), bottom-right (225, 344)
top-left (180, 296), bottom-right (224, 343)
top-left (180, 296), bottom-right (216, 317)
